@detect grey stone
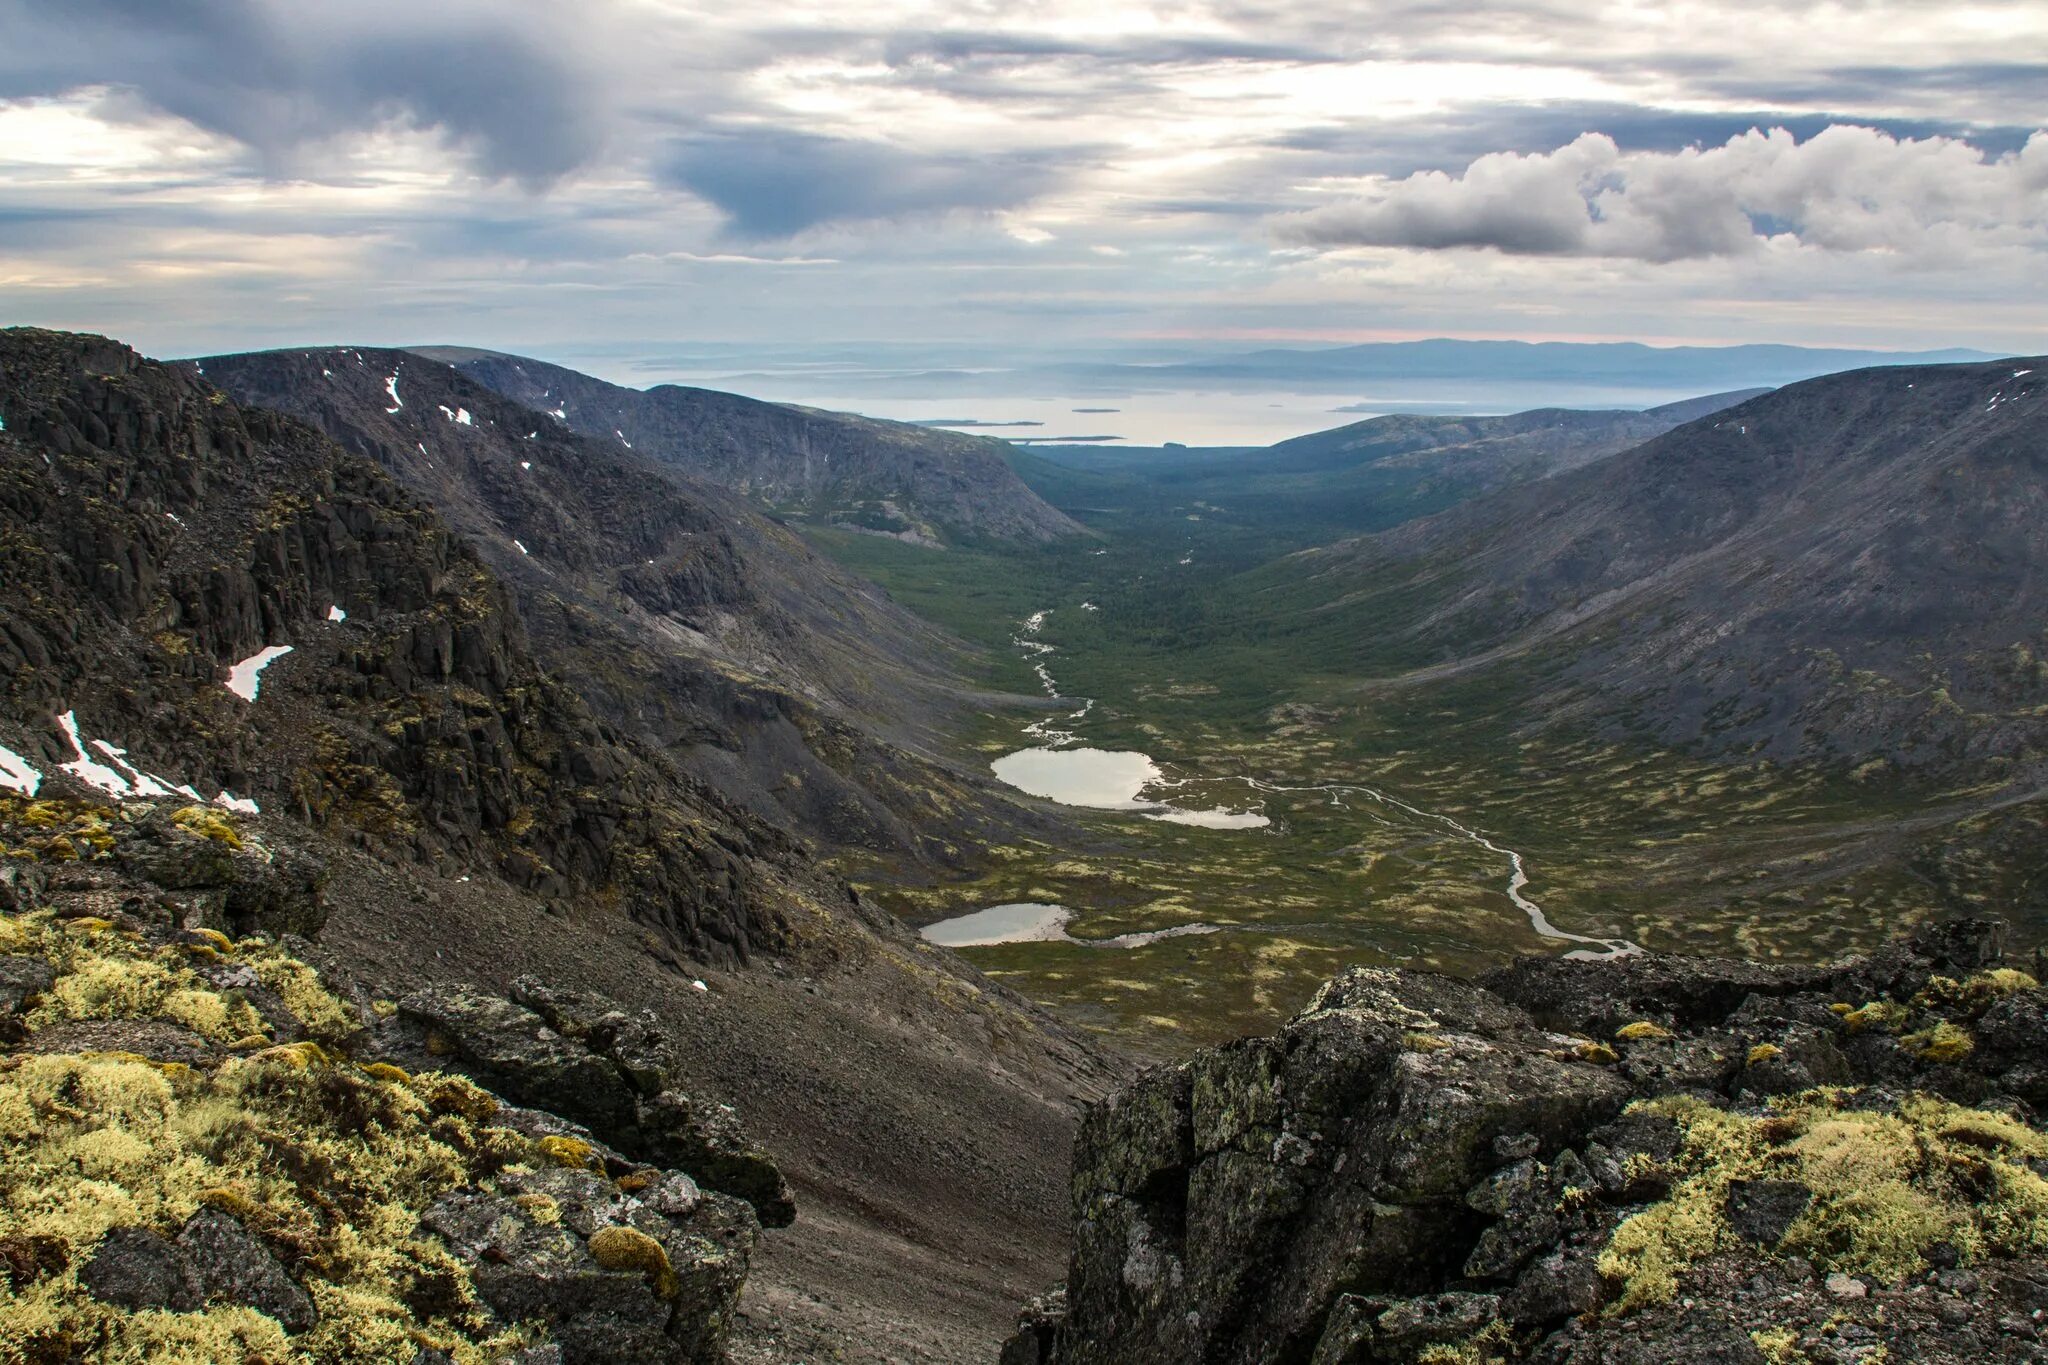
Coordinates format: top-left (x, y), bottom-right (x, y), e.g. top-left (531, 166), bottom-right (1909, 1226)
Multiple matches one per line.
top-left (177, 1208), bottom-right (316, 1332)
top-left (80, 1226), bottom-right (196, 1311)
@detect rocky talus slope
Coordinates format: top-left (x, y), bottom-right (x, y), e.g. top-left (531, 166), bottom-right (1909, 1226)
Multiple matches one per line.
top-left (415, 348), bottom-right (1081, 546)
top-left (0, 328), bottom-right (792, 965)
top-left (1012, 920), bottom-right (2048, 1364)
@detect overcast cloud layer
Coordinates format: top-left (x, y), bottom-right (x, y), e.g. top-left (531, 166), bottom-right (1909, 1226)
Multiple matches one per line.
top-left (0, 0), bottom-right (2044, 368)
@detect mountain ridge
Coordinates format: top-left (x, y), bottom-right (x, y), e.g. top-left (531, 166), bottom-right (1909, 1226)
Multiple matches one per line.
top-left (406, 347), bottom-right (1083, 546)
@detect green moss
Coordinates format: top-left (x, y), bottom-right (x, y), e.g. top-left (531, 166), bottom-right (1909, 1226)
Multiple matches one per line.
top-left (1839, 1001), bottom-right (1910, 1035)
top-left (169, 805), bottom-right (242, 850)
top-left (535, 1135), bottom-right (601, 1171)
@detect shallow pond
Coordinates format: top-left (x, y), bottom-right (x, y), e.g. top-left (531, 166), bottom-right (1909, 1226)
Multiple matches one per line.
top-left (921, 902), bottom-right (1225, 950)
top-left (921, 902), bottom-right (1073, 947)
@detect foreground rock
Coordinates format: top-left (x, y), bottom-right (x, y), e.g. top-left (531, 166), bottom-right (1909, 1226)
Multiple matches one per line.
top-left (377, 976), bottom-right (795, 1226)
top-left (1012, 920), bottom-right (2048, 1364)
top-left (0, 793), bottom-right (766, 1362)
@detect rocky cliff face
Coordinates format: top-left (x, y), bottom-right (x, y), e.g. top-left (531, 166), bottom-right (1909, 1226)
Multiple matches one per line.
top-left (417, 348), bottom-right (1082, 545)
top-left (197, 346), bottom-right (1050, 874)
top-left (0, 327), bottom-right (800, 964)
top-left (1015, 921), bottom-right (2048, 1364)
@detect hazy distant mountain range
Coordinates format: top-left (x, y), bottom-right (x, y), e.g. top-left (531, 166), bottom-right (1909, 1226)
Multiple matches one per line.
top-left (699, 338), bottom-right (2002, 407)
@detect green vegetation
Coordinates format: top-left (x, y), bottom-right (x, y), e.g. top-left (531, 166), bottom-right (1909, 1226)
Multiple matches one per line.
top-left (0, 906), bottom-right (588, 1362)
top-left (1600, 1090), bottom-right (2048, 1313)
top-left (804, 445), bottom-right (2044, 1055)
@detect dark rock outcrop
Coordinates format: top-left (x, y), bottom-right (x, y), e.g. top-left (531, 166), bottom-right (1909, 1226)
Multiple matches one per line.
top-left (378, 977), bottom-right (795, 1226)
top-left (1022, 919), bottom-right (2048, 1363)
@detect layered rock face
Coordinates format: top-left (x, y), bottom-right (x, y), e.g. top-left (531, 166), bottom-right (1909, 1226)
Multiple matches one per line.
top-left (0, 328), bottom-right (800, 964)
top-left (1017, 922), bottom-right (2048, 1364)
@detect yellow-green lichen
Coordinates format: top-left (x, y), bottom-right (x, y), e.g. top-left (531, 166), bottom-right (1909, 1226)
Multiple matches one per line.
top-left (587, 1225), bottom-right (676, 1299)
top-left (1597, 1091), bottom-right (2048, 1315)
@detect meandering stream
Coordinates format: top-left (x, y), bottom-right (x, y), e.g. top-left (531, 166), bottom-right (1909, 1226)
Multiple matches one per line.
top-left (929, 605), bottom-right (1641, 960)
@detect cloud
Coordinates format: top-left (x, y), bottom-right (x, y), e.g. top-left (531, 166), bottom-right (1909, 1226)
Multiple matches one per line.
top-left (660, 130), bottom-right (1071, 237)
top-left (0, 0), bottom-right (605, 185)
top-left (1276, 125), bottom-right (2048, 262)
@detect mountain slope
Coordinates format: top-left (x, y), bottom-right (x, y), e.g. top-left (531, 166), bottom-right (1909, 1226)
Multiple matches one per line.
top-left (1261, 358), bottom-right (2048, 774)
top-left (0, 328), bottom-right (1127, 1361)
top-left (0, 327), bottom-right (789, 964)
top-left (1263, 389), bottom-right (1768, 483)
top-left (196, 346), bottom-right (1044, 870)
top-left (414, 347), bottom-right (1082, 546)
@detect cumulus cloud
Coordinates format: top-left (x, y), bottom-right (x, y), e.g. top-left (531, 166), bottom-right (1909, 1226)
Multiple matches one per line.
top-left (660, 131), bottom-right (1072, 237)
top-left (1276, 125), bottom-right (2048, 262)
top-left (0, 0), bottom-right (607, 185)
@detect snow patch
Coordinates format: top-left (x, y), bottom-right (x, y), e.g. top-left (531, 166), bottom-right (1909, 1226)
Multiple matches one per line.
top-left (327, 604), bottom-right (347, 623)
top-left (520, 461), bottom-right (532, 471)
top-left (57, 711), bottom-right (133, 798)
top-left (165, 512), bottom-right (184, 526)
top-left (615, 430), bottom-right (632, 448)
top-left (215, 791), bottom-right (261, 815)
top-left (691, 980), bottom-right (709, 993)
top-left (0, 744), bottom-right (40, 796)
top-left (225, 644), bottom-right (293, 702)
top-left (513, 539), bottom-right (529, 555)
top-left (91, 740), bottom-right (176, 798)
top-left (384, 373), bottom-right (404, 413)
top-left (437, 405), bottom-right (474, 426)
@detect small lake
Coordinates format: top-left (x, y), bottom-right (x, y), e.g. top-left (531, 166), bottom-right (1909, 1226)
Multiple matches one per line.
top-left (991, 746), bottom-right (1161, 807)
top-left (921, 902), bottom-right (1224, 950)
top-left (990, 746), bottom-right (1272, 828)
top-left (921, 902), bottom-right (1073, 947)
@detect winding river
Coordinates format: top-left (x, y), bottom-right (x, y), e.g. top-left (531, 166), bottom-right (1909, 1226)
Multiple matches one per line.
top-left (923, 605), bottom-right (1641, 961)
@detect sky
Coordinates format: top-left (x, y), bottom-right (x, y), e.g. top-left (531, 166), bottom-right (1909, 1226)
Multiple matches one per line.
top-left (2, 0), bottom-right (2046, 387)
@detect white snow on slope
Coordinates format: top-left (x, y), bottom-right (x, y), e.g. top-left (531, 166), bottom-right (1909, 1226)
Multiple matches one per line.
top-left (90, 739), bottom-right (178, 798)
top-left (385, 374), bottom-right (404, 413)
top-left (438, 405), bottom-right (474, 426)
top-left (327, 605), bottom-right (347, 623)
top-left (513, 539), bottom-right (529, 555)
top-left (225, 645), bottom-right (293, 701)
top-left (0, 744), bottom-right (39, 796)
top-left (57, 710), bottom-right (130, 796)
